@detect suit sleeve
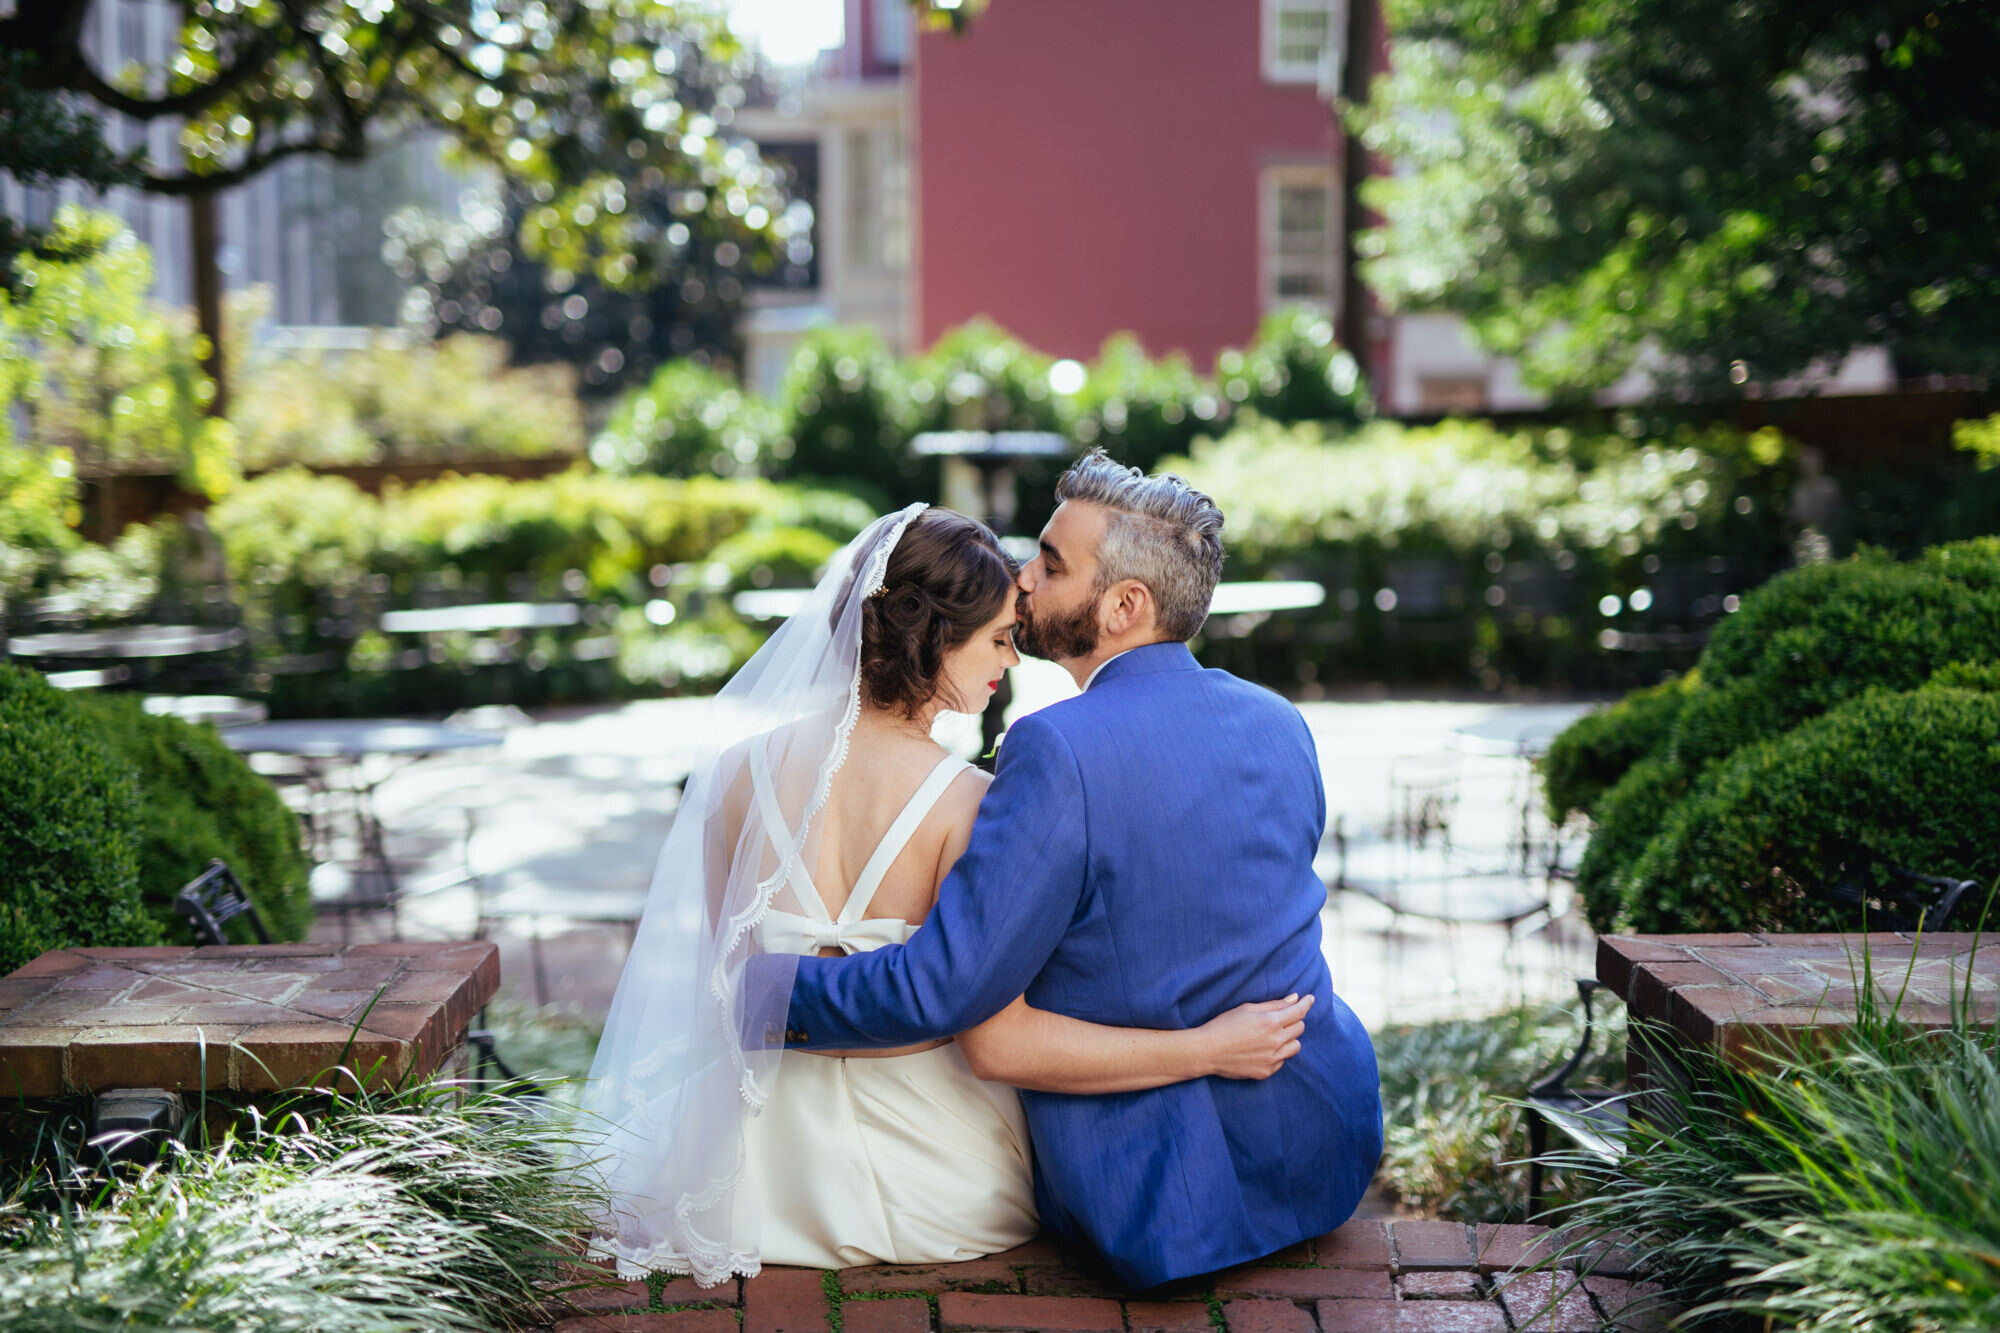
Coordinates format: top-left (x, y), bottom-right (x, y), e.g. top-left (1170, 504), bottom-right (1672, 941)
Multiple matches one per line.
top-left (782, 711), bottom-right (1088, 1049)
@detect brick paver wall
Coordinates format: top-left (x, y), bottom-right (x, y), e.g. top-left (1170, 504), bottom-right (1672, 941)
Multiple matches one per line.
top-left (0, 942), bottom-right (499, 1094)
top-left (528, 1223), bottom-right (1674, 1333)
top-left (1596, 931), bottom-right (2000, 1081)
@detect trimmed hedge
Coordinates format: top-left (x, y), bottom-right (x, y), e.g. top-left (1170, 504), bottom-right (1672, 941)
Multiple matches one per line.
top-left (196, 467), bottom-right (875, 711)
top-left (780, 324), bottom-right (915, 502)
top-left (1670, 552), bottom-right (2000, 771)
top-left (1541, 672), bottom-right (1695, 823)
top-left (0, 666), bottom-right (156, 974)
top-left (72, 693), bottom-right (312, 943)
top-left (1614, 685), bottom-right (2000, 934)
top-left (1555, 538), bottom-right (2000, 933)
top-left (590, 358), bottom-right (777, 479)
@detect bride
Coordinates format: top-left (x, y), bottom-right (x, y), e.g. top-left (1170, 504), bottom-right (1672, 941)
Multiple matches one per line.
top-left (576, 504), bottom-right (1312, 1280)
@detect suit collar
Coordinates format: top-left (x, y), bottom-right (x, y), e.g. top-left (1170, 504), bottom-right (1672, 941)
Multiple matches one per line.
top-left (1085, 640), bottom-right (1199, 690)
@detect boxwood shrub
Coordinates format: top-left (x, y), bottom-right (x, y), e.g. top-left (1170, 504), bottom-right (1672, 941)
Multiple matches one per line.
top-left (72, 693), bottom-right (311, 943)
top-left (1669, 550), bottom-right (2000, 770)
top-left (1555, 539), bottom-right (2000, 933)
top-left (0, 666), bottom-right (156, 974)
top-left (1570, 754), bottom-right (1691, 932)
top-left (1612, 684), bottom-right (2000, 934)
top-left (1541, 672), bottom-right (1695, 823)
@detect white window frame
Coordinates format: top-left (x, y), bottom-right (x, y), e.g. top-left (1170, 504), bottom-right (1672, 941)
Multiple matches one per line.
top-left (1262, 0), bottom-right (1346, 87)
top-left (1260, 164), bottom-right (1340, 316)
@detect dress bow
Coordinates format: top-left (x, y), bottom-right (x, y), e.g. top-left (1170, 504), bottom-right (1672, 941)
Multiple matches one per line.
top-left (760, 910), bottom-right (911, 956)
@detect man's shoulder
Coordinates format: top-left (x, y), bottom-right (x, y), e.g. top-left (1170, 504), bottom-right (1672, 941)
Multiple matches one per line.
top-left (1023, 663), bottom-right (1307, 741)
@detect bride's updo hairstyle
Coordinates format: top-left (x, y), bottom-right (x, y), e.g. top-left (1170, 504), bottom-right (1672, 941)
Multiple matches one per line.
top-left (860, 509), bottom-right (1016, 717)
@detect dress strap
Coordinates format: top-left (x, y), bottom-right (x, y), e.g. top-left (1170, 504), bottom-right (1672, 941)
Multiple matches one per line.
top-left (839, 756), bottom-right (971, 924)
top-left (749, 742), bottom-right (831, 922)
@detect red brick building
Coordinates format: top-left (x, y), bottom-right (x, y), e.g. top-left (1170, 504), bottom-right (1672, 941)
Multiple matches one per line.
top-left (911, 0), bottom-right (1358, 369)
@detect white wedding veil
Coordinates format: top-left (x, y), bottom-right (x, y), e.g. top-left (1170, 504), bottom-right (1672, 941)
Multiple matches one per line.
top-left (574, 502), bottom-right (930, 1283)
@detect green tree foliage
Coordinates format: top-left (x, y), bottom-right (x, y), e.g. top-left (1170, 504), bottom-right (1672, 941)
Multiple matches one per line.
top-left (2, 208), bottom-right (236, 495)
top-left (0, 444), bottom-right (82, 607)
top-left (1, 1), bottom-right (784, 261)
top-left (0, 51), bottom-right (141, 281)
top-left (0, 665), bottom-right (156, 974)
top-left (71, 693), bottom-right (313, 943)
top-left (1554, 539), bottom-right (2000, 932)
top-left (1358, 0), bottom-right (2000, 395)
top-left (1, 0), bottom-right (800, 406)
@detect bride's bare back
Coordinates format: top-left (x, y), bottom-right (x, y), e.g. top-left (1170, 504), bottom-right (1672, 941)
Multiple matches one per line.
top-left (808, 709), bottom-right (987, 932)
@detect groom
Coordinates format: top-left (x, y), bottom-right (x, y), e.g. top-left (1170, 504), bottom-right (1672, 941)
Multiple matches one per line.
top-left (783, 450), bottom-right (1382, 1289)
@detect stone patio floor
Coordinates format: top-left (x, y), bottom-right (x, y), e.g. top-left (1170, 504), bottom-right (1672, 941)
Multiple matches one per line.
top-left (528, 1221), bottom-right (1675, 1333)
top-left (346, 677), bottom-right (1603, 1030)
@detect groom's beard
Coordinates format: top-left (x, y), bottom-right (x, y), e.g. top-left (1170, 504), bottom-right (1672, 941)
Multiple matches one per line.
top-left (1014, 590), bottom-right (1100, 662)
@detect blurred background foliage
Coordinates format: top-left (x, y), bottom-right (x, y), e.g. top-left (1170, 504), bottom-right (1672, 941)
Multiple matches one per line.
top-left (1358, 0), bottom-right (2000, 398)
top-left (1, 208), bottom-right (237, 497)
top-left (230, 332), bottom-right (584, 471)
top-left (6, 208), bottom-right (2000, 720)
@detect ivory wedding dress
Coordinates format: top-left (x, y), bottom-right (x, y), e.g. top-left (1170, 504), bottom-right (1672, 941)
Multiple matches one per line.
top-left (578, 504), bottom-right (1033, 1283)
top-left (738, 743), bottom-right (1038, 1269)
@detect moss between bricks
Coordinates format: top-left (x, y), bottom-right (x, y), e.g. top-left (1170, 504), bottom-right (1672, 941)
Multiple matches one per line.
top-left (638, 1270), bottom-right (739, 1319)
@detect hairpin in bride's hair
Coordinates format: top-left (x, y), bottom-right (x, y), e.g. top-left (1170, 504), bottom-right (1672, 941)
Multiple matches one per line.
top-left (868, 585), bottom-right (891, 600)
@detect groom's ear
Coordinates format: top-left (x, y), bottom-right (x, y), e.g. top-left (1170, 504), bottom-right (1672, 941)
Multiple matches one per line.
top-left (1101, 578), bottom-right (1156, 637)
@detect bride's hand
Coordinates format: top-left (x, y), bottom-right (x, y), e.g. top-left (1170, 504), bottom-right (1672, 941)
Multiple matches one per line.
top-left (1199, 994), bottom-right (1314, 1080)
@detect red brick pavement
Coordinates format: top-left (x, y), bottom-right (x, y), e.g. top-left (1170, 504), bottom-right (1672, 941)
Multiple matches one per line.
top-left (532, 1224), bottom-right (1678, 1332)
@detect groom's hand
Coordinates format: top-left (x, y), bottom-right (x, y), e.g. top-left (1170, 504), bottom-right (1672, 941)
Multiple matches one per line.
top-left (1199, 994), bottom-right (1314, 1080)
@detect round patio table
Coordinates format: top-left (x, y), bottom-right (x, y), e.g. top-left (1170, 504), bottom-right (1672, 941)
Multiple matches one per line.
top-left (7, 624), bottom-right (246, 659)
top-left (734, 579), bottom-right (1329, 623)
top-left (221, 720), bottom-right (502, 942)
top-left (142, 694), bottom-right (268, 729)
top-left (377, 602), bottom-right (582, 634)
top-left (219, 718), bottom-right (504, 761)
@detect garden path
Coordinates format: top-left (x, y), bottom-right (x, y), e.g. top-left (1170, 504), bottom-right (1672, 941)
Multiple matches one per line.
top-left (329, 666), bottom-right (1601, 1030)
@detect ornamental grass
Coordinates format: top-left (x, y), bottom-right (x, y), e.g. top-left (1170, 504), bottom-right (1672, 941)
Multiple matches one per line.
top-left (1546, 928), bottom-right (2000, 1331)
top-left (0, 1063), bottom-right (609, 1332)
top-left (1374, 998), bottom-right (1624, 1222)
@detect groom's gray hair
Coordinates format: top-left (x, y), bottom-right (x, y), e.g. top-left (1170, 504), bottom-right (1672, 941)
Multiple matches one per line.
top-left (1056, 448), bottom-right (1225, 642)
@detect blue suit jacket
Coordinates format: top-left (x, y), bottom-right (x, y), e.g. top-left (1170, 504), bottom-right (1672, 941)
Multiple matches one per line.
top-left (784, 642), bottom-right (1382, 1288)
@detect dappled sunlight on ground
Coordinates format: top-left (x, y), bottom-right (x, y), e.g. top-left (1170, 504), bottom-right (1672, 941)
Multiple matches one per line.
top-left (329, 692), bottom-right (1599, 1029)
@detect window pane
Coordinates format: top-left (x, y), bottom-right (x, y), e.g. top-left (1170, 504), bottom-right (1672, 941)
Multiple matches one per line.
top-left (1278, 183), bottom-right (1328, 237)
top-left (1277, 266), bottom-right (1328, 298)
top-left (1276, 8), bottom-right (1329, 66)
